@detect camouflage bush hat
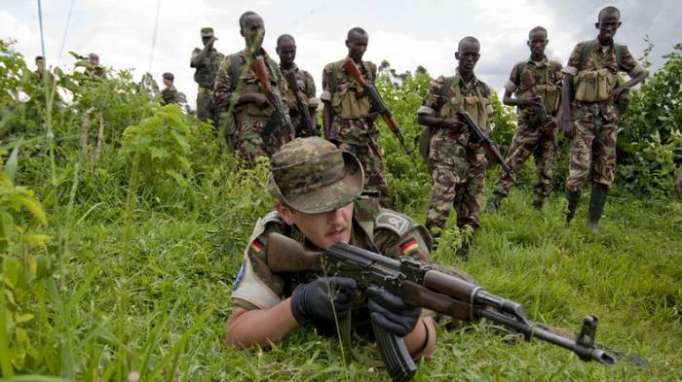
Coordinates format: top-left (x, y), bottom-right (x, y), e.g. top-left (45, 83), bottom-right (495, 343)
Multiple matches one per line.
top-left (201, 27), bottom-right (214, 37)
top-left (267, 137), bottom-right (364, 214)
top-left (162, 72), bottom-right (174, 81)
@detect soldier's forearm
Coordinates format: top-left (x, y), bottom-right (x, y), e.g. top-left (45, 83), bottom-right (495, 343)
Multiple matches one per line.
top-left (224, 299), bottom-right (298, 349)
top-left (623, 69), bottom-right (649, 89)
top-left (417, 114), bottom-right (450, 129)
top-left (403, 316), bottom-right (436, 359)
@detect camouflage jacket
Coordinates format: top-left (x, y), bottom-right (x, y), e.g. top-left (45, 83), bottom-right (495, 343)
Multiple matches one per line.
top-left (212, 49), bottom-right (289, 118)
top-left (190, 47), bottom-right (224, 88)
top-left (160, 86), bottom-right (186, 106)
top-left (418, 72), bottom-right (493, 150)
top-left (280, 64), bottom-right (316, 114)
top-left (321, 58), bottom-right (377, 119)
top-left (505, 56), bottom-right (563, 115)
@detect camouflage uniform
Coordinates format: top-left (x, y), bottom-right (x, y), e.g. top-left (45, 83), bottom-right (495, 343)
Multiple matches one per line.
top-left (191, 45), bottom-right (224, 123)
top-left (160, 85), bottom-right (186, 106)
top-left (321, 58), bottom-right (392, 207)
top-left (213, 50), bottom-right (292, 164)
top-left (281, 64), bottom-right (318, 137)
top-left (232, 137), bottom-right (431, 336)
top-left (418, 72), bottom-right (493, 234)
top-left (492, 57), bottom-right (562, 204)
top-left (564, 39), bottom-right (643, 191)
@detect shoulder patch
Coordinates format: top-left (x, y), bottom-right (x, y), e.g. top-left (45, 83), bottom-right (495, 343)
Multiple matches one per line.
top-left (375, 210), bottom-right (412, 237)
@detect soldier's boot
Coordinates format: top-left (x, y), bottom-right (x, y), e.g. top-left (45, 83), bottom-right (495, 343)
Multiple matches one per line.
top-left (455, 238), bottom-right (470, 260)
top-left (565, 190), bottom-right (581, 227)
top-left (425, 223), bottom-right (442, 252)
top-left (485, 193), bottom-right (505, 213)
top-left (588, 183), bottom-right (608, 232)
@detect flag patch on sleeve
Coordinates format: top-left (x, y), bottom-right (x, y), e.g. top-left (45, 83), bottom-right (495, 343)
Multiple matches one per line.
top-left (399, 239), bottom-right (419, 256)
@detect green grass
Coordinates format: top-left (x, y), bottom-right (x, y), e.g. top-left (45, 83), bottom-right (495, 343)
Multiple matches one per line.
top-left (3, 175), bottom-right (680, 381)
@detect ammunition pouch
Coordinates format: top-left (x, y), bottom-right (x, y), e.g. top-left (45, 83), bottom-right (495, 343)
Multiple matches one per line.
top-left (332, 83), bottom-right (371, 119)
top-left (574, 69), bottom-right (616, 102)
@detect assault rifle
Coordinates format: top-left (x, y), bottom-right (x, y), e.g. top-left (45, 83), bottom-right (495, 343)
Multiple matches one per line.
top-left (456, 110), bottom-right (514, 177)
top-left (343, 59), bottom-right (411, 154)
top-left (283, 70), bottom-right (318, 137)
top-left (251, 56), bottom-right (294, 141)
top-left (266, 232), bottom-right (617, 382)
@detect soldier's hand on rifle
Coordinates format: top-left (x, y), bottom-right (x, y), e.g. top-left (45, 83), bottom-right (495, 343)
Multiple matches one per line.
top-left (290, 276), bottom-right (357, 326)
top-left (443, 117), bottom-right (464, 132)
top-left (520, 95), bottom-right (542, 107)
top-left (367, 286), bottom-right (422, 337)
top-left (239, 93), bottom-right (270, 108)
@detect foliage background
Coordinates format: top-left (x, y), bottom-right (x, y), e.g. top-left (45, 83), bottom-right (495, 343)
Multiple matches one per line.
top-left (0, 38), bottom-right (680, 381)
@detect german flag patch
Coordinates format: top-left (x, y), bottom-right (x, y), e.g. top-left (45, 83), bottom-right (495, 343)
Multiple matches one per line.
top-left (250, 238), bottom-right (264, 254)
top-left (399, 239), bottom-right (419, 257)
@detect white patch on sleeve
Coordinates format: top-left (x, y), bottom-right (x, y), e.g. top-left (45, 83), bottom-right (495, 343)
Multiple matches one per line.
top-left (417, 105), bottom-right (435, 115)
top-left (320, 90), bottom-right (332, 101)
top-left (231, 255), bottom-right (281, 310)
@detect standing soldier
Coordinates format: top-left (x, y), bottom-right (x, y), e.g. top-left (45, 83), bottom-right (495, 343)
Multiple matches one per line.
top-left (417, 37), bottom-right (493, 253)
top-left (321, 27), bottom-right (392, 207)
top-left (559, 6), bottom-right (648, 231)
top-left (487, 27), bottom-right (562, 211)
top-left (213, 11), bottom-right (292, 165)
top-left (191, 27), bottom-right (224, 124)
top-left (160, 72), bottom-right (187, 106)
top-left (276, 34), bottom-right (319, 137)
top-left (85, 53), bottom-right (105, 78)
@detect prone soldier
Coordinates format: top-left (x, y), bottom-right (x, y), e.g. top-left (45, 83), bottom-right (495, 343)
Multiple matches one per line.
top-left (225, 137), bottom-right (436, 363)
top-left (190, 27), bottom-right (224, 124)
top-left (487, 27), bottom-right (562, 211)
top-left (276, 34), bottom-right (319, 137)
top-left (213, 11), bottom-right (293, 165)
top-left (559, 6), bottom-right (648, 231)
top-left (321, 27), bottom-right (392, 207)
top-left (417, 37), bottom-right (494, 253)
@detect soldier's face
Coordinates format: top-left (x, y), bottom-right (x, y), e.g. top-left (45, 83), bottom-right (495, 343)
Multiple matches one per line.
top-left (242, 15), bottom-right (265, 50)
top-left (346, 33), bottom-right (368, 62)
top-left (455, 42), bottom-right (480, 74)
top-left (36, 59), bottom-right (45, 71)
top-left (163, 78), bottom-right (172, 87)
top-left (596, 13), bottom-right (621, 41)
top-left (527, 32), bottom-right (548, 58)
top-left (277, 40), bottom-right (296, 66)
top-left (277, 202), bottom-right (354, 249)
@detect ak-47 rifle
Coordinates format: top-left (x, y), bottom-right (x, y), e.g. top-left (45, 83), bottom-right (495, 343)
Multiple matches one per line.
top-left (520, 70), bottom-right (552, 130)
top-left (283, 70), bottom-right (318, 137)
top-left (456, 110), bottom-right (514, 177)
top-left (250, 56), bottom-right (294, 140)
top-left (266, 233), bottom-right (619, 382)
top-left (343, 59), bottom-right (411, 154)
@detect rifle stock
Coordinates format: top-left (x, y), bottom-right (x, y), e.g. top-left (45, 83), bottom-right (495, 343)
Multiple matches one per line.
top-left (250, 56), bottom-right (293, 140)
top-left (342, 59), bottom-right (411, 154)
top-left (265, 232), bottom-right (619, 381)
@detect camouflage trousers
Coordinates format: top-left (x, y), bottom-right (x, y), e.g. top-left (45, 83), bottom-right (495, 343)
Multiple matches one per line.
top-left (291, 112), bottom-right (319, 138)
top-left (493, 119), bottom-right (557, 198)
top-left (566, 102), bottom-right (618, 191)
top-left (426, 145), bottom-right (487, 233)
top-left (334, 118), bottom-right (392, 207)
top-left (196, 86), bottom-right (217, 123)
top-left (232, 113), bottom-right (293, 166)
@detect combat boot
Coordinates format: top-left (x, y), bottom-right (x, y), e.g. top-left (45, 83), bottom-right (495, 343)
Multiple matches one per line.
top-left (565, 190), bottom-right (581, 227)
top-left (588, 183), bottom-right (608, 232)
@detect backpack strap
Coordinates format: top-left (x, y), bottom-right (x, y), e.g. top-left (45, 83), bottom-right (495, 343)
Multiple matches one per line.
top-left (229, 53), bottom-right (243, 92)
top-left (579, 40), bottom-right (597, 71)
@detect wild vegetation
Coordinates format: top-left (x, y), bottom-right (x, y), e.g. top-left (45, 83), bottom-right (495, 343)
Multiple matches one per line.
top-left (0, 38), bottom-right (680, 381)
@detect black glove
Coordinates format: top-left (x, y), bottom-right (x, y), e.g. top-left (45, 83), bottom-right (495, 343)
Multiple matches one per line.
top-left (291, 276), bottom-right (357, 327)
top-left (367, 286), bottom-right (422, 337)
